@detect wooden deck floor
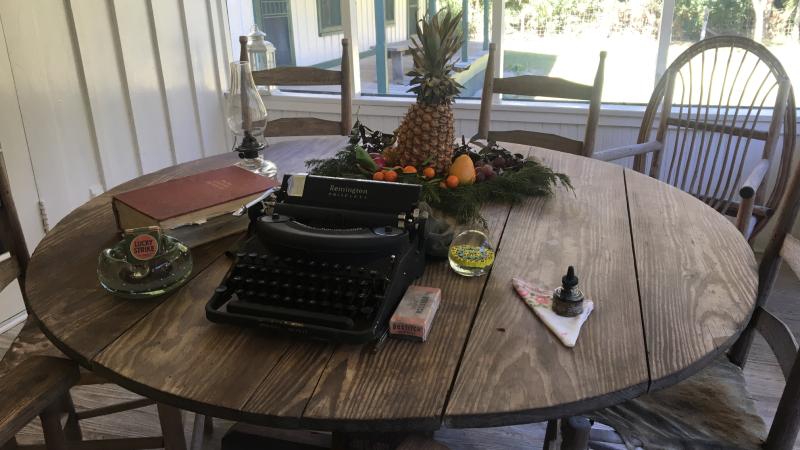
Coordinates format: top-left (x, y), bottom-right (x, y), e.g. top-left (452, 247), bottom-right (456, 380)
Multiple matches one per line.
top-left (1, 265), bottom-right (798, 450)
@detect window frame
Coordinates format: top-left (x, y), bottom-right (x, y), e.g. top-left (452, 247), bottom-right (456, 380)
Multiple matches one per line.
top-left (316, 0), bottom-right (343, 36)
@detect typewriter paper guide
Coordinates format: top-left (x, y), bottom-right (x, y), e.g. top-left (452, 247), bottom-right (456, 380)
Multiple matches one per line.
top-left (282, 174), bottom-right (421, 214)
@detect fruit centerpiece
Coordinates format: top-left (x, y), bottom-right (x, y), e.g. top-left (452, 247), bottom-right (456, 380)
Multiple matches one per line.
top-left (304, 9), bottom-right (572, 227)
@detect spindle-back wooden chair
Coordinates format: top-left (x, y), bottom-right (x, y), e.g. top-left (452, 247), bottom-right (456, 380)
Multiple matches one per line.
top-left (240, 37), bottom-right (352, 138)
top-left (577, 130), bottom-right (800, 450)
top-left (0, 152), bottom-right (187, 450)
top-left (473, 43), bottom-right (606, 157)
top-left (593, 36), bottom-right (796, 240)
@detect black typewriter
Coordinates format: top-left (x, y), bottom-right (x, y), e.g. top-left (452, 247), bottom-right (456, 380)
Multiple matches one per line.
top-left (206, 174), bottom-right (427, 343)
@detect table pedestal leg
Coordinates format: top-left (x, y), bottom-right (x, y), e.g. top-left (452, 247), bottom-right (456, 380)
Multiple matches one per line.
top-left (157, 403), bottom-right (187, 450)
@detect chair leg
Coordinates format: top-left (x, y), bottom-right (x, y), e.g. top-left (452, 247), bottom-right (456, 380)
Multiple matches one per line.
top-left (543, 419), bottom-right (558, 450)
top-left (39, 404), bottom-right (68, 450)
top-left (203, 415), bottom-right (213, 435)
top-left (560, 416), bottom-right (591, 450)
top-left (157, 403), bottom-right (187, 450)
top-left (59, 393), bottom-right (82, 441)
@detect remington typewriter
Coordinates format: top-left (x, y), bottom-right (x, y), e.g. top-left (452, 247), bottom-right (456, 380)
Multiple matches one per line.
top-left (206, 174), bottom-right (427, 343)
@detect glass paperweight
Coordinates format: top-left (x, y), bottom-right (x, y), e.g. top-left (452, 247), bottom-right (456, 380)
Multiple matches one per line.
top-left (236, 153), bottom-right (277, 179)
top-left (448, 229), bottom-right (496, 277)
top-left (98, 232), bottom-right (193, 299)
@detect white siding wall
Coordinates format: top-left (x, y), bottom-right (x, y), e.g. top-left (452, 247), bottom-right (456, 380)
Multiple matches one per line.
top-left (0, 0), bottom-right (233, 234)
top-left (230, 0), bottom-right (418, 67)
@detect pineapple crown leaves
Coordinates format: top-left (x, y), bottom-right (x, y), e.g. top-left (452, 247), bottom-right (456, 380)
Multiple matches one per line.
top-left (406, 9), bottom-right (465, 105)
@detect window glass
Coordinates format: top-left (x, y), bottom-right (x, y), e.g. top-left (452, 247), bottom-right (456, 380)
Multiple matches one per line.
top-left (500, 0), bottom-right (662, 104)
top-left (317, 0), bottom-right (343, 35)
top-left (668, 0), bottom-right (800, 102)
top-left (255, 0), bottom-right (295, 67)
top-left (386, 0), bottom-right (396, 23)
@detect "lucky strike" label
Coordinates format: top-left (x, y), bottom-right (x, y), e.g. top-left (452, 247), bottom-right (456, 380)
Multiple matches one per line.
top-left (123, 226), bottom-right (163, 262)
top-left (129, 234), bottom-right (159, 261)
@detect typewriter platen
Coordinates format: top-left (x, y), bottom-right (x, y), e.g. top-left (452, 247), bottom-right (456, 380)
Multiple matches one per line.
top-left (205, 174), bottom-right (427, 343)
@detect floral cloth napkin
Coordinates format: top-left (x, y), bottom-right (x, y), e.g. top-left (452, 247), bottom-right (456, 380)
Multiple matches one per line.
top-left (511, 277), bottom-right (594, 348)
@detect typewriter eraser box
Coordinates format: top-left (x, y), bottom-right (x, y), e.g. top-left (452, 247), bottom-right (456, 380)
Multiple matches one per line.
top-left (389, 286), bottom-right (441, 342)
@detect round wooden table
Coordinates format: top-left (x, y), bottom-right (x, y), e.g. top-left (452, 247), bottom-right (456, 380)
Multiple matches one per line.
top-left (25, 137), bottom-right (757, 432)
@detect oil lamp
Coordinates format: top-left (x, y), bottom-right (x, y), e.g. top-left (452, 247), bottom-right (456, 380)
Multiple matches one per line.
top-left (225, 58), bottom-right (277, 178)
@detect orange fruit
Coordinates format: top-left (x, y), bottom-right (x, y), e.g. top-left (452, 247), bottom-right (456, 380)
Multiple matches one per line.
top-left (372, 171), bottom-right (385, 181)
top-left (402, 165), bottom-right (418, 174)
top-left (445, 175), bottom-right (459, 189)
top-left (384, 170), bottom-right (398, 182)
top-left (422, 167), bottom-right (435, 179)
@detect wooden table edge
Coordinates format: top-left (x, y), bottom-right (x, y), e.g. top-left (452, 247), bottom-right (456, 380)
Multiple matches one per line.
top-left (297, 415), bottom-right (442, 433)
top-left (647, 323), bottom-right (750, 392)
top-left (442, 379), bottom-right (649, 429)
top-left (28, 309), bottom-right (96, 369)
top-left (88, 356), bottom-right (259, 424)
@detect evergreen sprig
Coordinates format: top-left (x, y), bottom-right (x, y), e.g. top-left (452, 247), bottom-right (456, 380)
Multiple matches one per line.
top-left (305, 144), bottom-right (572, 225)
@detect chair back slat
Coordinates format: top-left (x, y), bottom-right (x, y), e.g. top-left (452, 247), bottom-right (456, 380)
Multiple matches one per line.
top-left (475, 43), bottom-right (605, 157)
top-left (252, 67), bottom-right (342, 86)
top-left (492, 76), bottom-right (593, 100)
top-left (0, 257), bottom-right (20, 293)
top-left (486, 130), bottom-right (583, 155)
top-left (635, 36), bottom-right (795, 240)
top-left (0, 152), bottom-right (29, 299)
top-left (754, 306), bottom-right (799, 380)
top-left (264, 117), bottom-right (343, 138)
top-left (240, 37), bottom-right (352, 137)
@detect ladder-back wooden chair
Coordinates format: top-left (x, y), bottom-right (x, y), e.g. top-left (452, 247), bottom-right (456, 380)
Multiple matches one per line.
top-left (580, 133), bottom-right (800, 450)
top-left (593, 36), bottom-right (796, 240)
top-left (473, 43), bottom-right (606, 157)
top-left (0, 153), bottom-right (186, 450)
top-left (240, 37), bottom-right (352, 137)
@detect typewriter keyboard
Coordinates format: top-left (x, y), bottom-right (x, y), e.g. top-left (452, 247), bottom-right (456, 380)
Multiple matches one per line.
top-left (214, 249), bottom-right (396, 332)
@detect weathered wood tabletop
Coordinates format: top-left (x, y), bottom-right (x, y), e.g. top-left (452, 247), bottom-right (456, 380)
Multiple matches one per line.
top-left (25, 137), bottom-right (757, 432)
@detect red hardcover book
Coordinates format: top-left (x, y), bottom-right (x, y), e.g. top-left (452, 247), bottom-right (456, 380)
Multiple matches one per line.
top-left (112, 166), bottom-right (275, 246)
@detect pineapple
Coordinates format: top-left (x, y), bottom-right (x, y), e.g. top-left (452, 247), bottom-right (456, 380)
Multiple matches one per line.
top-left (394, 9), bottom-right (464, 172)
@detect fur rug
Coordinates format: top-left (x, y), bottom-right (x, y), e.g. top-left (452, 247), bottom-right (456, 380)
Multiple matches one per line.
top-left (589, 356), bottom-right (766, 450)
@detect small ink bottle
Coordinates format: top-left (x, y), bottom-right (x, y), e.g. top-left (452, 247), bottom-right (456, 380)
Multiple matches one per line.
top-left (552, 266), bottom-right (584, 317)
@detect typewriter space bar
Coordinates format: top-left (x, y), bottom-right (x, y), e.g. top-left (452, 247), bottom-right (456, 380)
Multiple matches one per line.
top-left (227, 300), bottom-right (355, 330)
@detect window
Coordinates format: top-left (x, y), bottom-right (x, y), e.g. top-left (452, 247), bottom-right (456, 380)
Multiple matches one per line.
top-left (668, 0), bottom-right (800, 102)
top-left (386, 0), bottom-right (396, 24)
top-left (317, 0), bottom-right (342, 35)
top-left (238, 0), bottom-right (797, 103)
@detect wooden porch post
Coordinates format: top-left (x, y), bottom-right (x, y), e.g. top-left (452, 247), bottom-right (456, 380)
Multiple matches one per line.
top-left (374, 0), bottom-right (388, 94)
top-left (490, 0), bottom-right (504, 102)
top-left (427, 0), bottom-right (436, 17)
top-left (461, 0), bottom-right (469, 61)
top-left (655, 0), bottom-right (675, 82)
top-left (341, 0), bottom-right (361, 96)
top-left (483, 0), bottom-right (490, 50)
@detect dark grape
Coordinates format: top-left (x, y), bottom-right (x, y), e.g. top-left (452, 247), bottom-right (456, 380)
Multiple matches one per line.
top-left (492, 157), bottom-right (506, 169)
top-left (476, 171), bottom-right (486, 183)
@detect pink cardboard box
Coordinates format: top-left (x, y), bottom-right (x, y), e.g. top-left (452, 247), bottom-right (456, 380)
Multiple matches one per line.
top-left (389, 285), bottom-right (441, 342)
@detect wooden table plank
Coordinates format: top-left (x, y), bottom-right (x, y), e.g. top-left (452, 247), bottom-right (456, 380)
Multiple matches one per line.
top-left (295, 203), bottom-right (512, 432)
top-left (93, 254), bottom-right (294, 419)
top-left (26, 138), bottom-right (347, 367)
top-left (444, 149), bottom-right (649, 427)
top-left (624, 168), bottom-right (758, 390)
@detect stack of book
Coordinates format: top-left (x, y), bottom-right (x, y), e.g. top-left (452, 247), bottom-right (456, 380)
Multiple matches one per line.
top-left (112, 166), bottom-right (276, 247)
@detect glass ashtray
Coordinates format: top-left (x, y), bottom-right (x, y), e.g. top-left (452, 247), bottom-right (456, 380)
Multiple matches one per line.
top-left (448, 229), bottom-right (496, 277)
top-left (98, 235), bottom-right (193, 299)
